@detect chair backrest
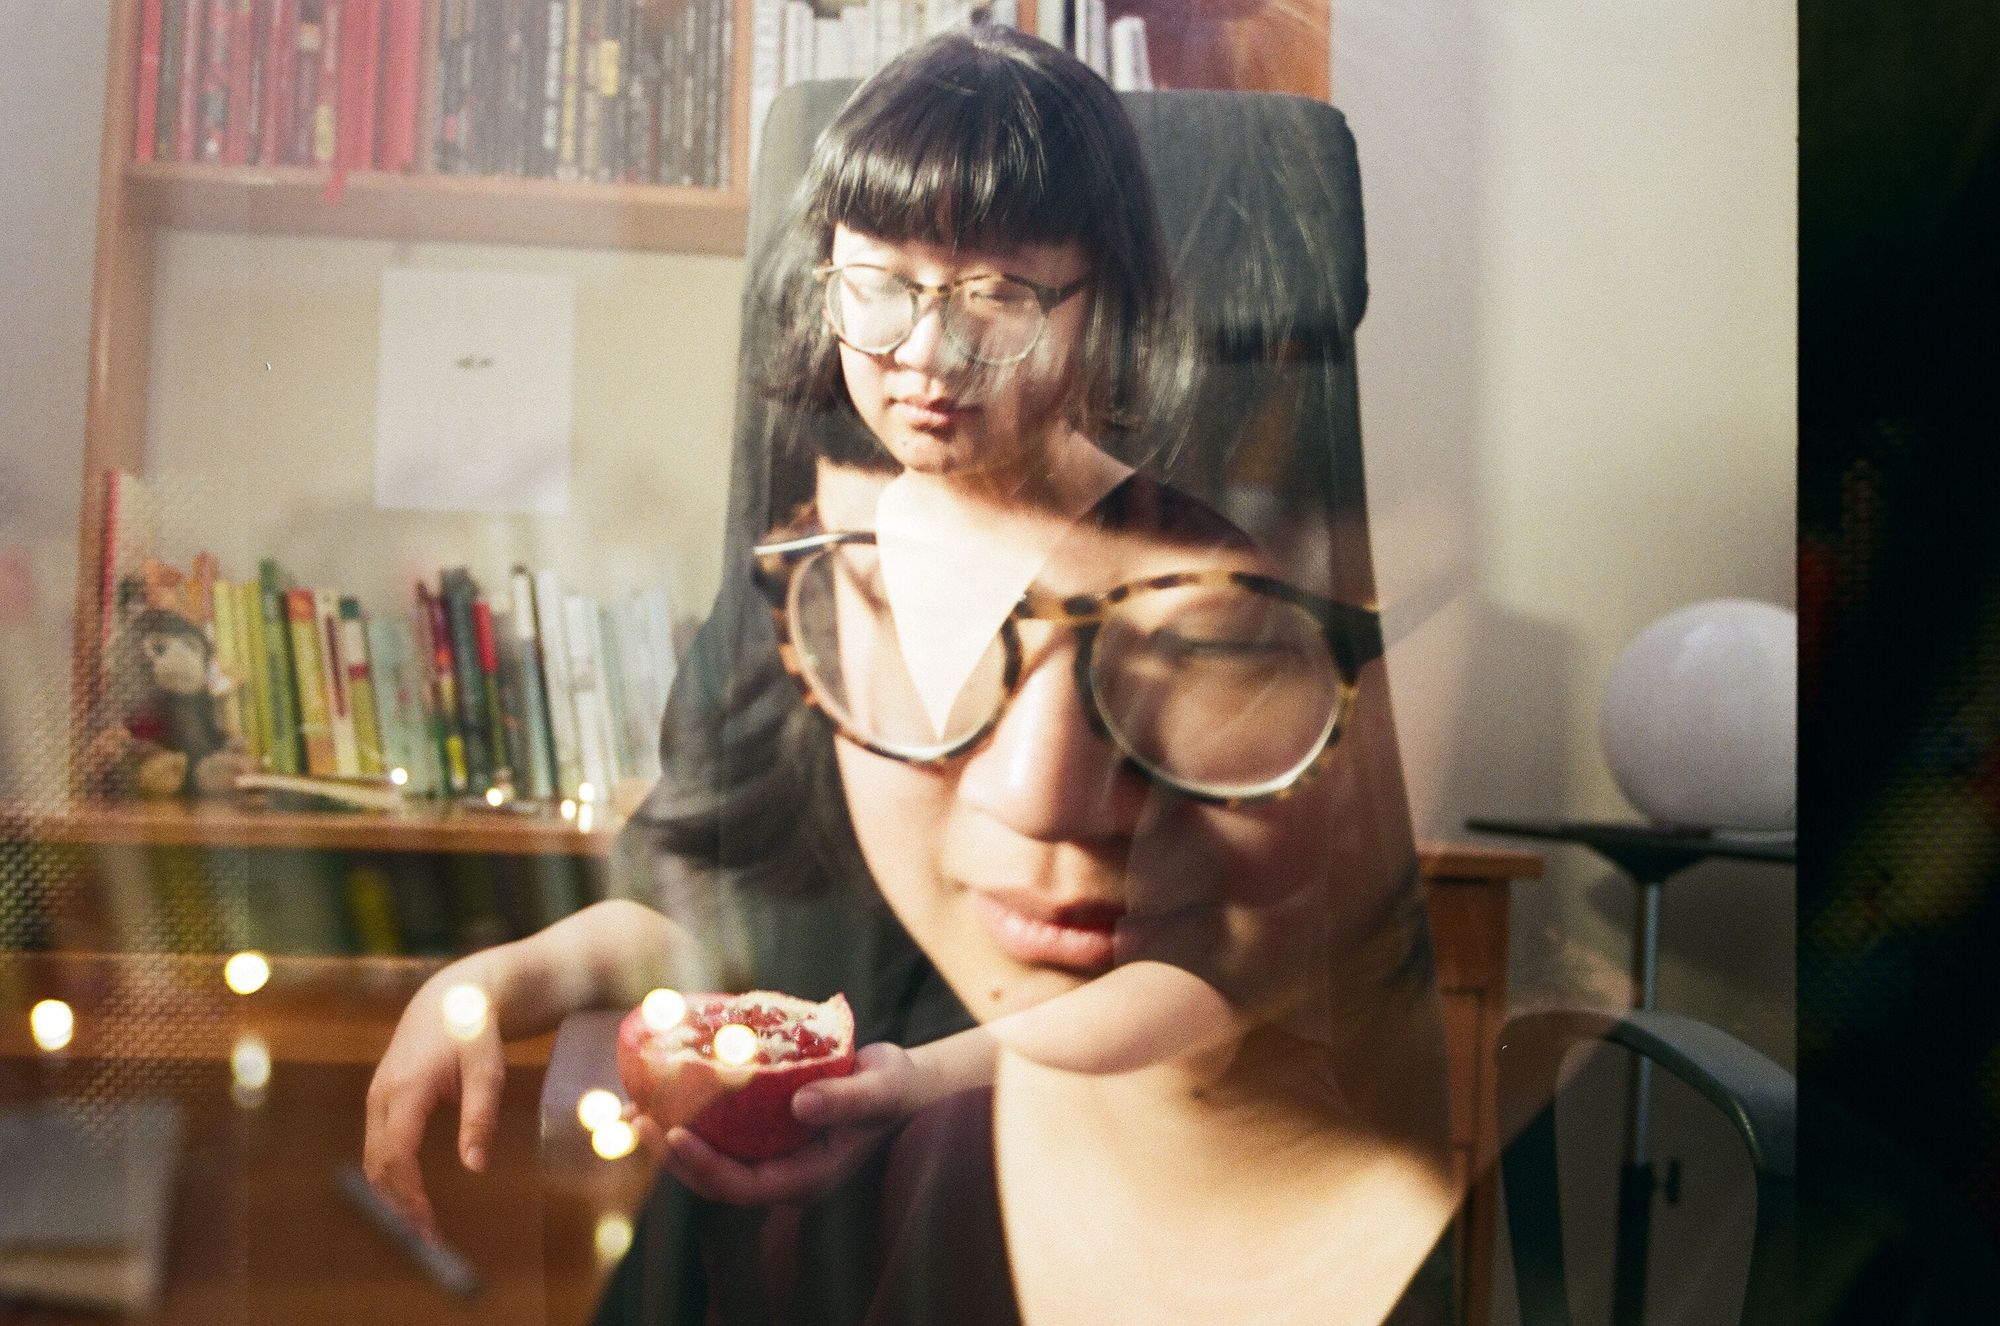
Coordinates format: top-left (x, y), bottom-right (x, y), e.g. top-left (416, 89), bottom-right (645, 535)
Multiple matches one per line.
top-left (1498, 1006), bottom-right (1797, 1325)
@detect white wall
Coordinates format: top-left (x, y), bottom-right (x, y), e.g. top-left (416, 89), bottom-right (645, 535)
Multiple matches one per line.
top-left (1339, 1), bottom-right (1796, 1062)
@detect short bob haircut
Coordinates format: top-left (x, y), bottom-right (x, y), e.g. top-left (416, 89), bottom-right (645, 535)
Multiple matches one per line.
top-left (757, 23), bottom-right (1184, 468)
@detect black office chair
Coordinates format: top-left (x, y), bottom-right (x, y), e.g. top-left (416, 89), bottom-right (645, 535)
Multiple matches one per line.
top-left (1496, 1006), bottom-right (1796, 1325)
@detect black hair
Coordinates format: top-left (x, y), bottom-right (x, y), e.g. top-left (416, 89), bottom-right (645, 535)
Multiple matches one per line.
top-left (755, 24), bottom-right (1186, 471)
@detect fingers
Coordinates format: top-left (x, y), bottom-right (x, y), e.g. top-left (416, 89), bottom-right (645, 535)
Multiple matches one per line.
top-left (791, 1043), bottom-right (911, 1128)
top-left (363, 1064), bottom-right (444, 1242)
top-left (658, 1125), bottom-right (869, 1206)
top-left (455, 1029), bottom-right (506, 1173)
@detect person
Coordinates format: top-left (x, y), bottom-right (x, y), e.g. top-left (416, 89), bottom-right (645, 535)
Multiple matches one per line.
top-left (368, 23), bottom-right (1456, 1324)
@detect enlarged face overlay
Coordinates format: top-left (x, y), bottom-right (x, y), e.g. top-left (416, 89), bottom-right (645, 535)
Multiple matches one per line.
top-left (814, 464), bottom-right (1372, 1028)
top-left (828, 226), bottom-right (1091, 488)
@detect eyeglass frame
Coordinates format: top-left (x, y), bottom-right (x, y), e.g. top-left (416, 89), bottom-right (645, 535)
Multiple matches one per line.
top-left (750, 524), bottom-right (1385, 805)
top-left (813, 262), bottom-right (1092, 367)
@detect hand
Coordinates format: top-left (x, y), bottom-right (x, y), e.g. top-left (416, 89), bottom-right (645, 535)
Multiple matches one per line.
top-left (633, 1041), bottom-right (924, 1205)
top-left (363, 976), bottom-right (504, 1242)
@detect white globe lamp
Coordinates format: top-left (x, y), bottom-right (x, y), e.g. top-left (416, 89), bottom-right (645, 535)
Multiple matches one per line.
top-left (1600, 599), bottom-right (1796, 832)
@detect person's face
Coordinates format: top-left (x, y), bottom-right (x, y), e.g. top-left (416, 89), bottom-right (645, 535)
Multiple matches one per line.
top-left (828, 225), bottom-right (1091, 485)
top-left (814, 465), bottom-right (1371, 1026)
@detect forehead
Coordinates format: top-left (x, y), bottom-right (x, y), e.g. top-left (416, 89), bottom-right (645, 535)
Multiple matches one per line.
top-left (830, 225), bottom-right (1087, 284)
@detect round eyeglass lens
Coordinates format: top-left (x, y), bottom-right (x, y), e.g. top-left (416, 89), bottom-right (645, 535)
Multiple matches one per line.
top-left (825, 267), bottom-right (913, 353)
top-left (789, 543), bottom-right (1009, 755)
top-left (1090, 583), bottom-right (1344, 795)
top-left (946, 276), bottom-right (1045, 363)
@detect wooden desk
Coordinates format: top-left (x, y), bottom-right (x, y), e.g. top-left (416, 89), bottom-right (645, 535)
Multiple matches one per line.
top-left (0, 841), bottom-right (1537, 1325)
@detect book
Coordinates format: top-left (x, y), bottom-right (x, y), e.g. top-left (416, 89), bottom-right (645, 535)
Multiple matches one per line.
top-left (235, 769), bottom-right (407, 811)
top-left (285, 587), bottom-right (337, 776)
top-left (0, 1100), bottom-right (181, 1315)
top-left (531, 568), bottom-right (584, 797)
top-left (154, 0), bottom-right (189, 161)
top-left (556, 0), bottom-right (584, 177)
top-left (416, 581), bottom-right (470, 794)
top-left (437, 569), bottom-right (494, 792)
top-left (317, 590), bottom-right (360, 776)
top-left (470, 597), bottom-right (514, 791)
top-left (311, 0), bottom-right (341, 165)
top-left (232, 579), bottom-right (272, 768)
top-left (224, 0), bottom-right (258, 163)
top-left (339, 596), bottom-right (386, 774)
top-left (259, 0), bottom-right (298, 165)
top-left (563, 591), bottom-right (617, 800)
top-left (343, 863), bottom-right (404, 954)
top-left (365, 613), bottom-right (436, 793)
top-left (196, 0), bottom-right (235, 162)
top-left (173, 0), bottom-right (207, 161)
top-left (256, 558), bottom-right (303, 773)
top-left (378, 0), bottom-right (426, 171)
top-left (1108, 14), bottom-right (1152, 92)
top-left (134, 0), bottom-right (168, 162)
top-left (292, 1), bottom-right (326, 164)
top-left (534, 0), bottom-right (568, 174)
top-left (336, 0), bottom-right (383, 175)
top-left (506, 566), bottom-right (558, 798)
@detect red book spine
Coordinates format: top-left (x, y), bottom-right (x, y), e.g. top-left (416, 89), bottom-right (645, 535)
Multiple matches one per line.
top-left (174, 0), bottom-right (207, 162)
top-left (338, 0), bottom-right (382, 171)
top-left (377, 0), bottom-right (424, 171)
top-left (259, 0), bottom-right (296, 163)
top-left (312, 0), bottom-right (340, 167)
top-left (224, 0), bottom-right (256, 163)
top-left (134, 0), bottom-right (167, 162)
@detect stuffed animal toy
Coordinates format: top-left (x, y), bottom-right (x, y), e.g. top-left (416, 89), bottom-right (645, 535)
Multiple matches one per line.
top-left (83, 603), bottom-right (254, 799)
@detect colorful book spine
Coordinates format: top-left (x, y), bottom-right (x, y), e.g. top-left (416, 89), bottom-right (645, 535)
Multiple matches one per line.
top-left (378, 0), bottom-right (425, 171)
top-left (232, 579), bottom-right (271, 768)
top-left (197, 0), bottom-right (234, 161)
top-left (256, 558), bottom-right (302, 774)
top-left (416, 582), bottom-right (470, 794)
top-left (506, 566), bottom-right (558, 799)
top-left (259, 0), bottom-right (298, 165)
top-left (337, 0), bottom-right (383, 172)
top-left (339, 596), bottom-right (386, 774)
top-left (556, 0), bottom-right (582, 178)
top-left (134, 0), bottom-right (168, 162)
top-left (316, 590), bottom-right (360, 776)
top-left (471, 597), bottom-right (515, 791)
top-left (531, 568), bottom-right (584, 798)
top-left (343, 864), bottom-right (404, 955)
top-left (293, 1), bottom-right (324, 164)
top-left (154, 0), bottom-right (187, 161)
top-left (174, 0), bottom-right (207, 161)
top-left (284, 587), bottom-right (336, 776)
top-left (223, 0), bottom-right (258, 163)
top-left (535, 0), bottom-right (567, 175)
top-left (438, 568), bottom-right (494, 792)
top-left (312, 0), bottom-right (341, 164)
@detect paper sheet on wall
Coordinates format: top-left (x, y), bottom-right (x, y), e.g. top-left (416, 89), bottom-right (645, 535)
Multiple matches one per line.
top-left (374, 269), bottom-right (575, 514)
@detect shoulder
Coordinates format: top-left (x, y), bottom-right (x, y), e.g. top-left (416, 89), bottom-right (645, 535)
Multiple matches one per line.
top-left (1087, 471), bottom-right (1255, 551)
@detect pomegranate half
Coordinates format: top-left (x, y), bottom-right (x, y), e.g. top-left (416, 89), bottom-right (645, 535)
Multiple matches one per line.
top-left (615, 989), bottom-right (855, 1161)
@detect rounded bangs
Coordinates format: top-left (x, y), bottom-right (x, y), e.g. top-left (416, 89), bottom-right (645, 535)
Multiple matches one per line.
top-left (811, 48), bottom-right (1099, 253)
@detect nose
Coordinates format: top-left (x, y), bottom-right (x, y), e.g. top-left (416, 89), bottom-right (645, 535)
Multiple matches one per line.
top-left (954, 643), bottom-right (1150, 843)
top-left (890, 293), bottom-right (953, 373)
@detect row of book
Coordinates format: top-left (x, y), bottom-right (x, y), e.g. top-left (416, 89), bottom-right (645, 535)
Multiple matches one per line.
top-left (129, 0), bottom-right (744, 189)
top-left (12, 838), bottom-right (598, 959)
top-left (98, 470), bottom-right (679, 807)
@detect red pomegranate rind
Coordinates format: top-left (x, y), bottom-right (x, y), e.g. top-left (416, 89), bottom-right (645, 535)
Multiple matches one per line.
top-left (615, 991), bottom-right (855, 1162)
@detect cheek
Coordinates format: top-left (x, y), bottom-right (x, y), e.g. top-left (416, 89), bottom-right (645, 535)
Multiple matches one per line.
top-left (832, 741), bottom-right (951, 911)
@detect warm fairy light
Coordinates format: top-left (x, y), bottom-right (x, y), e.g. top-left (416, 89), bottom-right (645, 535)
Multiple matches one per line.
top-left (232, 1034), bottom-right (272, 1092)
top-left (576, 803), bottom-right (595, 833)
top-left (559, 798), bottom-right (578, 821)
top-left (640, 988), bottom-right (687, 1032)
top-left (712, 1023), bottom-right (758, 1068)
top-left (577, 782), bottom-right (597, 804)
top-left (577, 1088), bottom-right (624, 1132)
top-left (29, 999), bottom-right (73, 1053)
top-left (223, 950), bottom-right (271, 995)
top-left (591, 1118), bottom-right (638, 1160)
top-left (594, 1213), bottom-right (634, 1262)
top-left (441, 984), bottom-right (490, 1043)
top-left (485, 786), bottom-right (506, 807)
top-left (389, 766), bottom-right (410, 786)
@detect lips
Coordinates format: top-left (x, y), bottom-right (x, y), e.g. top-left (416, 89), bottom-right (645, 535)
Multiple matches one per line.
top-left (970, 887), bottom-right (1124, 975)
top-left (892, 396), bottom-right (977, 430)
